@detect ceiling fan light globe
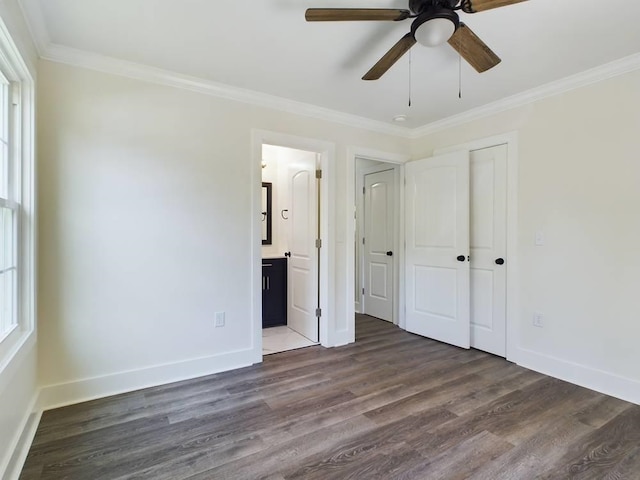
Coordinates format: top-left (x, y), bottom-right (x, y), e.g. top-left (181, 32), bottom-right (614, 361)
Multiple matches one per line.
top-left (414, 18), bottom-right (456, 47)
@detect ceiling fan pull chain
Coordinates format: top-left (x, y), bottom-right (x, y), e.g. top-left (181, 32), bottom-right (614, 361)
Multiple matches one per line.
top-left (458, 35), bottom-right (463, 99)
top-left (408, 49), bottom-right (412, 107)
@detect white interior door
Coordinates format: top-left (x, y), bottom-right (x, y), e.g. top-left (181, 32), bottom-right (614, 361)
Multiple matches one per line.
top-left (405, 151), bottom-right (470, 349)
top-left (470, 145), bottom-right (508, 356)
top-left (287, 156), bottom-right (319, 342)
top-left (363, 169), bottom-right (395, 322)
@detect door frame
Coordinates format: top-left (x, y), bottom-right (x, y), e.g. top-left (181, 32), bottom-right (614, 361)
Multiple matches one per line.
top-left (346, 147), bottom-right (410, 344)
top-left (435, 131), bottom-right (519, 362)
top-left (251, 130), bottom-right (336, 363)
top-left (357, 163), bottom-right (400, 323)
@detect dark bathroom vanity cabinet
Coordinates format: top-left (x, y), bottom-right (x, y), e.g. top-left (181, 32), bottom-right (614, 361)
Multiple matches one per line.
top-left (262, 257), bottom-right (287, 328)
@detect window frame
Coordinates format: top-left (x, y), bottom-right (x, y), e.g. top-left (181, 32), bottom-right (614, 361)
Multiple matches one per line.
top-left (0, 14), bottom-right (35, 370)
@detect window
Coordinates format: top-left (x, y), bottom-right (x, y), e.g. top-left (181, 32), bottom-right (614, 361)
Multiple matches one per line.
top-left (0, 16), bottom-right (35, 362)
top-left (0, 77), bottom-right (17, 342)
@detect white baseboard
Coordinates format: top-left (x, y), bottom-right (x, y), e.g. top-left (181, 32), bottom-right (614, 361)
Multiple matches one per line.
top-left (2, 392), bottom-right (41, 480)
top-left (516, 347), bottom-right (640, 406)
top-left (331, 330), bottom-right (355, 348)
top-left (40, 348), bottom-right (256, 411)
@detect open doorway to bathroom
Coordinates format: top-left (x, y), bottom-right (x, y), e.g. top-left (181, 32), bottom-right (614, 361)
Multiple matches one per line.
top-left (261, 144), bottom-right (321, 355)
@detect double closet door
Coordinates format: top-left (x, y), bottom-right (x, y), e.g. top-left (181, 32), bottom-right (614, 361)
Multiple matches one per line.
top-left (405, 144), bottom-right (508, 357)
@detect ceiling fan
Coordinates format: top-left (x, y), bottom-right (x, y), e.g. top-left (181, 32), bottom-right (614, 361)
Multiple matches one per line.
top-left (305, 0), bottom-right (528, 80)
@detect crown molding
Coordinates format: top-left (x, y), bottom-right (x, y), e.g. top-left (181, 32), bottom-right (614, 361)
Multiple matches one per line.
top-left (42, 43), bottom-right (411, 138)
top-left (17, 0), bottom-right (410, 137)
top-left (410, 53), bottom-right (640, 138)
top-left (16, 0), bottom-right (640, 141)
top-left (37, 43), bottom-right (640, 142)
top-left (16, 0), bottom-right (49, 55)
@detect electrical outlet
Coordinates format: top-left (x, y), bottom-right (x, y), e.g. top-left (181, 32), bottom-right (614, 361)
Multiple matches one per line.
top-left (214, 312), bottom-right (226, 328)
top-left (533, 312), bottom-right (544, 328)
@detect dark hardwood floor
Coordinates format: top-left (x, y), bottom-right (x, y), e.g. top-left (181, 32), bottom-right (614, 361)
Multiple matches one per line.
top-left (20, 315), bottom-right (640, 479)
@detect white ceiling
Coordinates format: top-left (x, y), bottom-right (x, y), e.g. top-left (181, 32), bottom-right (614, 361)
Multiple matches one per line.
top-left (21, 0), bottom-right (640, 129)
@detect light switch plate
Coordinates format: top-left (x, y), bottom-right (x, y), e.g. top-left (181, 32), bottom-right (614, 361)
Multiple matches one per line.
top-left (533, 312), bottom-right (544, 328)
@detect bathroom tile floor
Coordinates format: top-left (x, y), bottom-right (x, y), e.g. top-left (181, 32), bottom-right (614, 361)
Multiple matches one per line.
top-left (262, 326), bottom-right (317, 355)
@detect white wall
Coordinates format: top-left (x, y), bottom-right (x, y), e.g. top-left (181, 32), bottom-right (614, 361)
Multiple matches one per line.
top-left (411, 69), bottom-right (640, 403)
top-left (37, 60), bottom-right (409, 407)
top-left (0, 1), bottom-right (39, 478)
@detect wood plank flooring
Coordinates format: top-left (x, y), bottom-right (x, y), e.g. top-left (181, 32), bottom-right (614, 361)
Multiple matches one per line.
top-left (20, 315), bottom-right (640, 479)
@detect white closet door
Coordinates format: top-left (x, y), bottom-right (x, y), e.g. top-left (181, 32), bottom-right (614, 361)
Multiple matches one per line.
top-left (469, 145), bottom-right (508, 356)
top-left (363, 169), bottom-right (395, 322)
top-left (405, 152), bottom-right (470, 349)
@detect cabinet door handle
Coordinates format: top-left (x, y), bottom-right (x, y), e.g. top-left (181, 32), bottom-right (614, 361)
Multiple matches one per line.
top-left (262, 276), bottom-right (266, 290)
top-left (267, 277), bottom-right (270, 290)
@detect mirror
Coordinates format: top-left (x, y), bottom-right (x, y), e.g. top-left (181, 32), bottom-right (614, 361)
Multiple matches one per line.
top-left (262, 182), bottom-right (272, 245)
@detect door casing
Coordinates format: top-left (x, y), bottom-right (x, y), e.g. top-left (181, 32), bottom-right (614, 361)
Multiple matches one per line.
top-left (346, 148), bottom-right (409, 344)
top-left (252, 130), bottom-right (335, 363)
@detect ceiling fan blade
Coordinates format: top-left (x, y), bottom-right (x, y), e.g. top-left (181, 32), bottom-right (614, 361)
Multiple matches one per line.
top-left (363, 33), bottom-right (416, 80)
top-left (461, 0), bottom-right (528, 13)
top-left (448, 23), bottom-right (501, 73)
top-left (305, 8), bottom-right (411, 22)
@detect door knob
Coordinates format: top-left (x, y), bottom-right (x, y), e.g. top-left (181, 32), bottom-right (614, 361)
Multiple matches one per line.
top-left (386, 251), bottom-right (393, 257)
top-left (457, 255), bottom-right (466, 262)
top-left (495, 258), bottom-right (505, 265)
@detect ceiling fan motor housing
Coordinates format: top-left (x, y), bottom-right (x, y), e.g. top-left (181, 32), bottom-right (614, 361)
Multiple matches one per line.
top-left (411, 6), bottom-right (460, 46)
top-left (409, 0), bottom-right (459, 15)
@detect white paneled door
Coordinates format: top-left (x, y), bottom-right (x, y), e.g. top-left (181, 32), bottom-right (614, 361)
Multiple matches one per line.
top-left (363, 169), bottom-right (395, 322)
top-left (469, 145), bottom-right (508, 356)
top-left (287, 156), bottom-right (319, 343)
top-left (405, 152), bottom-right (471, 349)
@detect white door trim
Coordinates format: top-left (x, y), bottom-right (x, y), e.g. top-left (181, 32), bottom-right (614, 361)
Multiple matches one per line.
top-left (251, 130), bottom-right (336, 363)
top-left (358, 164), bottom-right (400, 324)
top-left (346, 148), bottom-right (410, 345)
top-left (434, 131), bottom-right (519, 363)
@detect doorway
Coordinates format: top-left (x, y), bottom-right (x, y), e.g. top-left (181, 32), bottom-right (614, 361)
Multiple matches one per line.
top-left (355, 160), bottom-right (400, 324)
top-left (259, 142), bottom-right (322, 356)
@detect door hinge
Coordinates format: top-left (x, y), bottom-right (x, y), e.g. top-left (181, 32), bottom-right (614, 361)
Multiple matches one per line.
top-left (316, 169), bottom-right (322, 179)
top-left (362, 237), bottom-right (365, 245)
top-left (363, 186), bottom-right (366, 195)
top-left (362, 288), bottom-right (365, 295)
top-left (315, 238), bottom-right (322, 249)
top-left (315, 308), bottom-right (322, 317)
